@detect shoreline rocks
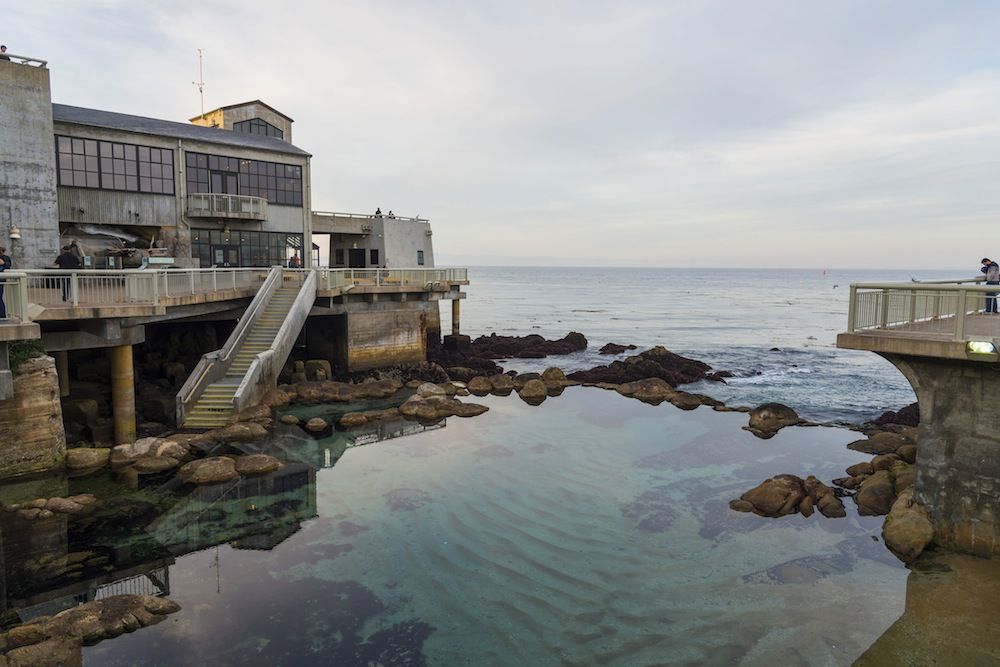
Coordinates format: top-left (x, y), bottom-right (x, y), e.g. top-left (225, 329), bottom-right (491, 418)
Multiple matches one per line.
top-left (568, 346), bottom-right (715, 386)
top-left (729, 474), bottom-right (845, 519)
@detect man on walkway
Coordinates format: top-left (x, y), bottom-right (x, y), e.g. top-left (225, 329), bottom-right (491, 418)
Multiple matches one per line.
top-left (54, 245), bottom-right (81, 302)
top-left (982, 257), bottom-right (999, 313)
top-left (0, 246), bottom-right (8, 319)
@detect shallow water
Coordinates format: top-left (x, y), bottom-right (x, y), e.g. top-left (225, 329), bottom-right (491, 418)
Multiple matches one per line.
top-left (21, 388), bottom-right (911, 666)
top-left (458, 267), bottom-right (963, 422)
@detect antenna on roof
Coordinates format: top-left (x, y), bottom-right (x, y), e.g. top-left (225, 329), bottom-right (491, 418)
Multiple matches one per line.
top-left (192, 48), bottom-right (206, 118)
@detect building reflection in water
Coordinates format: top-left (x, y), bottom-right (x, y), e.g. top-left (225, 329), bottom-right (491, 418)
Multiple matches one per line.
top-left (0, 416), bottom-right (442, 631)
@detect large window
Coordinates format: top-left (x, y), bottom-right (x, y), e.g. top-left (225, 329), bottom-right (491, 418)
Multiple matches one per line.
top-left (191, 228), bottom-right (303, 268)
top-left (233, 118), bottom-right (284, 139)
top-left (56, 136), bottom-right (174, 194)
top-left (185, 152), bottom-right (303, 206)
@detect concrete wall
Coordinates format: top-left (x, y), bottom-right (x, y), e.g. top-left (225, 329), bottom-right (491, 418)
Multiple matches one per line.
top-left (0, 62), bottom-right (60, 269)
top-left (888, 353), bottom-right (1000, 557)
top-left (326, 219), bottom-right (435, 268)
top-left (339, 305), bottom-right (433, 371)
top-left (0, 356), bottom-right (66, 477)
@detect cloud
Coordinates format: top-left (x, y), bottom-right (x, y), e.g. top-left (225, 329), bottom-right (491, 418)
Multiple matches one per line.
top-left (8, 0), bottom-right (1000, 268)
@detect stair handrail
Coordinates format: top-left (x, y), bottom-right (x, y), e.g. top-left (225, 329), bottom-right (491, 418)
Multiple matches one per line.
top-left (176, 266), bottom-right (283, 426)
top-left (232, 269), bottom-right (318, 415)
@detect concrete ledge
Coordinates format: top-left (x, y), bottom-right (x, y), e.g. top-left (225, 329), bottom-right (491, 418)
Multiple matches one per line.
top-left (0, 322), bottom-right (41, 342)
top-left (837, 332), bottom-right (973, 361)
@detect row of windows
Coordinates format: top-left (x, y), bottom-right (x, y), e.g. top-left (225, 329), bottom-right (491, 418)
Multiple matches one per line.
top-left (191, 229), bottom-right (303, 268)
top-left (185, 152), bottom-right (303, 206)
top-left (331, 248), bottom-right (425, 266)
top-left (233, 118), bottom-right (284, 139)
top-left (56, 136), bottom-right (175, 194)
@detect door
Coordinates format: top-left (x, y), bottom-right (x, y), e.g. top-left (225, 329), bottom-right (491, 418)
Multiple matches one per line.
top-left (348, 248), bottom-right (366, 268)
top-left (213, 245), bottom-right (240, 267)
top-left (210, 172), bottom-right (239, 194)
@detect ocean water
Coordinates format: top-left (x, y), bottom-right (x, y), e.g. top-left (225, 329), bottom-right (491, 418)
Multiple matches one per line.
top-left (78, 389), bottom-right (908, 666)
top-left (457, 267), bottom-right (961, 423)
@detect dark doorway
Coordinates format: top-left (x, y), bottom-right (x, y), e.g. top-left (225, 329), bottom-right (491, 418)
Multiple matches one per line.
top-left (213, 245), bottom-right (240, 267)
top-left (211, 171), bottom-right (239, 194)
top-left (348, 248), bottom-right (366, 268)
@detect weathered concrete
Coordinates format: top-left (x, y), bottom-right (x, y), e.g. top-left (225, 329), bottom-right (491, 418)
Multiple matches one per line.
top-left (884, 353), bottom-right (1000, 557)
top-left (342, 309), bottom-right (427, 371)
top-left (109, 344), bottom-right (136, 445)
top-left (0, 356), bottom-right (66, 477)
top-left (451, 298), bottom-right (461, 336)
top-left (0, 61), bottom-right (60, 269)
top-left (54, 350), bottom-right (69, 397)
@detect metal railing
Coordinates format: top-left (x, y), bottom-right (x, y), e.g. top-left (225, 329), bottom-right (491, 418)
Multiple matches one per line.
top-left (1, 53), bottom-right (47, 67)
top-left (312, 210), bottom-right (428, 223)
top-left (0, 272), bottom-right (29, 321)
top-left (318, 267), bottom-right (468, 290)
top-left (848, 279), bottom-right (998, 341)
top-left (186, 193), bottom-right (268, 220)
top-left (19, 267), bottom-right (267, 310)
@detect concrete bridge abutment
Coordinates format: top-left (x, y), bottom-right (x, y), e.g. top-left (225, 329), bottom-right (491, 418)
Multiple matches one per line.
top-left (883, 353), bottom-right (1000, 558)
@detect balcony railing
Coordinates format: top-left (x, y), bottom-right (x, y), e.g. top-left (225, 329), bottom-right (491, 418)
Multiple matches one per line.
top-left (0, 53), bottom-right (48, 67)
top-left (847, 279), bottom-right (999, 341)
top-left (186, 193), bottom-right (268, 220)
top-left (312, 211), bottom-right (428, 223)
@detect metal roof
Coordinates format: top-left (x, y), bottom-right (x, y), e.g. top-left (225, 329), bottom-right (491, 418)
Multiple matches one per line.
top-left (193, 99), bottom-right (295, 123)
top-left (52, 103), bottom-right (311, 157)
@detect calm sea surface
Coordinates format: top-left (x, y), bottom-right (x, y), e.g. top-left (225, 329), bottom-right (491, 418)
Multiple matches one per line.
top-left (459, 266), bottom-right (962, 423)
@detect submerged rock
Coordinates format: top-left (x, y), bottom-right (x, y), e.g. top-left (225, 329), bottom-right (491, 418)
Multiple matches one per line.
top-left (178, 456), bottom-right (239, 485)
top-left (304, 417), bottom-right (329, 434)
top-left (234, 453), bottom-right (283, 476)
top-left (745, 403), bottom-right (801, 439)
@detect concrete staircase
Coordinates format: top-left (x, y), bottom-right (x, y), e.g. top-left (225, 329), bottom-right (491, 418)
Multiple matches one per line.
top-left (182, 286), bottom-right (301, 429)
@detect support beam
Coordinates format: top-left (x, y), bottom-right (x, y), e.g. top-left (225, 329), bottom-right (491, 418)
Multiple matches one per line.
top-left (54, 350), bottom-right (69, 398)
top-left (108, 344), bottom-right (136, 445)
top-left (451, 299), bottom-right (461, 336)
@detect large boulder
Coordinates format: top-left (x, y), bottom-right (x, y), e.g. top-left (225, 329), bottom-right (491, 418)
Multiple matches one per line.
top-left (599, 343), bottom-right (637, 355)
top-left (517, 379), bottom-right (548, 406)
top-left (132, 456), bottom-right (180, 474)
top-left (304, 417), bottom-right (329, 434)
top-left (399, 395), bottom-right (489, 421)
top-left (489, 374), bottom-right (515, 395)
top-left (65, 447), bottom-right (110, 471)
top-left (730, 474), bottom-right (806, 517)
top-left (616, 378), bottom-right (676, 404)
top-left (416, 382), bottom-right (446, 398)
top-left (189, 422), bottom-right (268, 446)
top-left (855, 470), bottom-right (896, 516)
top-left (847, 431), bottom-right (911, 455)
top-left (467, 376), bottom-right (492, 396)
top-left (803, 475), bottom-right (846, 518)
top-left (234, 454), bottom-right (283, 476)
top-left (178, 457), bottom-right (239, 485)
top-left (304, 359), bottom-right (332, 382)
top-left (882, 489), bottom-right (935, 563)
top-left (746, 403), bottom-right (801, 439)
top-left (871, 402), bottom-right (920, 427)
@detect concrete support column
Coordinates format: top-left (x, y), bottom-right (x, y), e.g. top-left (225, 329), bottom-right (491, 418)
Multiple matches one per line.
top-left (451, 299), bottom-right (461, 336)
top-left (54, 350), bottom-right (70, 398)
top-left (108, 344), bottom-right (136, 445)
top-left (885, 353), bottom-right (1000, 558)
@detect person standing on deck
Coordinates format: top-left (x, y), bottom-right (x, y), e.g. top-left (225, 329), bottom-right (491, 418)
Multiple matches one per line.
top-left (982, 257), bottom-right (1000, 313)
top-left (0, 46), bottom-right (10, 61)
top-left (0, 246), bottom-right (9, 319)
top-left (54, 246), bottom-right (81, 302)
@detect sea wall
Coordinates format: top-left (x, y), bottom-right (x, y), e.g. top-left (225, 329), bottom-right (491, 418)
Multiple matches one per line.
top-left (343, 307), bottom-right (428, 371)
top-left (0, 356), bottom-right (66, 477)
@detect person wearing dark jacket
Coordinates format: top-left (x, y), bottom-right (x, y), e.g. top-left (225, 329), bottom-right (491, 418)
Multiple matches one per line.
top-left (982, 258), bottom-right (1000, 313)
top-left (0, 246), bottom-right (8, 318)
top-left (54, 245), bottom-right (81, 302)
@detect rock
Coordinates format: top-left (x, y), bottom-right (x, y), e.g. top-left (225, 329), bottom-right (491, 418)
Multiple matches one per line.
top-left (513, 372), bottom-right (541, 390)
top-left (803, 475), bottom-right (846, 518)
top-left (445, 366), bottom-right (478, 382)
top-left (871, 453), bottom-right (902, 471)
top-left (799, 494), bottom-right (815, 517)
top-left (230, 403), bottom-right (272, 425)
top-left (293, 379), bottom-right (403, 404)
top-left (846, 461), bottom-right (874, 477)
top-left (398, 395), bottom-right (489, 421)
top-left (132, 456), bottom-right (180, 474)
top-left (416, 382), bottom-right (446, 398)
top-left (599, 343), bottom-right (637, 355)
top-left (304, 417), bottom-right (329, 433)
top-left (405, 380), bottom-right (423, 389)
top-left (847, 431), bottom-right (909, 455)
top-left (192, 422), bottom-right (269, 445)
top-left (467, 376), bottom-right (492, 396)
top-left (178, 457), bottom-right (239, 485)
top-left (668, 391), bottom-right (703, 411)
top-left (234, 454), bottom-right (283, 476)
top-left (890, 461), bottom-right (916, 494)
top-left (732, 474), bottom-right (806, 517)
top-left (339, 412), bottom-right (368, 428)
top-left (304, 359), bottom-right (332, 382)
top-left (882, 489), bottom-right (935, 563)
top-left (540, 367), bottom-right (569, 384)
top-left (568, 345), bottom-right (713, 386)
top-left (746, 403), bottom-right (801, 439)
top-left (871, 402), bottom-right (920, 427)
top-left (517, 379), bottom-right (548, 406)
top-left (259, 387), bottom-right (293, 409)
top-left (616, 377), bottom-right (676, 404)
top-left (489, 374), bottom-right (514, 395)
top-left (111, 437), bottom-right (167, 465)
top-left (854, 470), bottom-right (896, 516)
top-left (61, 398), bottom-right (99, 426)
top-left (279, 414), bottom-right (300, 425)
top-left (896, 444), bottom-right (918, 464)
top-left (65, 447), bottom-right (110, 471)
top-left (44, 497), bottom-right (84, 514)
top-left (442, 334), bottom-right (472, 350)
top-left (832, 475), bottom-right (865, 490)
top-left (162, 361), bottom-right (187, 386)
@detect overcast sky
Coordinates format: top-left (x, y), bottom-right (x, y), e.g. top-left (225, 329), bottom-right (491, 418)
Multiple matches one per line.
top-left (8, 1), bottom-right (1000, 268)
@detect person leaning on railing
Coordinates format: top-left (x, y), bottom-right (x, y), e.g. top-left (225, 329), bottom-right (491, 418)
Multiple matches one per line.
top-left (53, 245), bottom-right (82, 302)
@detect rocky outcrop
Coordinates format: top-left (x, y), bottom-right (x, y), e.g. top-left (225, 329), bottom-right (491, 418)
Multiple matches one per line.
top-left (871, 402), bottom-right (920, 427)
top-left (729, 474), bottom-right (845, 519)
top-left (293, 379), bottom-right (403, 404)
top-left (468, 332), bottom-right (587, 359)
top-left (177, 457), bottom-right (239, 485)
top-left (568, 346), bottom-right (714, 386)
top-left (0, 356), bottom-right (66, 478)
top-left (0, 594), bottom-right (180, 666)
top-left (398, 395), bottom-right (489, 422)
top-left (882, 488), bottom-right (935, 563)
top-left (745, 403), bottom-right (802, 439)
top-left (599, 343), bottom-right (637, 355)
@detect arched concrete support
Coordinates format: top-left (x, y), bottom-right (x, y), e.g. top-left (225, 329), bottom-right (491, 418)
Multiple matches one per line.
top-left (108, 344), bottom-right (136, 445)
top-left (881, 353), bottom-right (1000, 558)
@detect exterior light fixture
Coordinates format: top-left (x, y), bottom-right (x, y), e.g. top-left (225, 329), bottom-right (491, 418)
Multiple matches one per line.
top-left (8, 224), bottom-right (21, 240)
top-left (966, 340), bottom-right (998, 361)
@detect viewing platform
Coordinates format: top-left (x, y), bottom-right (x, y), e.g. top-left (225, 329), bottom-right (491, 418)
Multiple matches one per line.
top-left (838, 278), bottom-right (1000, 559)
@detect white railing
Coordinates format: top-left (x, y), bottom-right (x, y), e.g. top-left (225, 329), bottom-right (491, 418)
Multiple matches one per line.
top-left (319, 267), bottom-right (468, 290)
top-left (19, 267), bottom-right (267, 310)
top-left (848, 279), bottom-right (998, 341)
top-left (312, 210), bottom-right (428, 223)
top-left (1, 53), bottom-right (47, 67)
top-left (0, 272), bottom-right (29, 322)
top-left (186, 193), bottom-right (268, 220)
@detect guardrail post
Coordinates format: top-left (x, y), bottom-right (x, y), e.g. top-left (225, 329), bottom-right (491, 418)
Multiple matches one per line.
top-left (879, 289), bottom-right (889, 329)
top-left (847, 286), bottom-right (858, 332)
top-left (955, 289), bottom-right (968, 341)
top-left (908, 289), bottom-right (917, 323)
top-left (70, 273), bottom-right (80, 306)
top-left (212, 268), bottom-right (217, 293)
top-left (152, 273), bottom-right (159, 305)
top-left (189, 270), bottom-right (196, 295)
